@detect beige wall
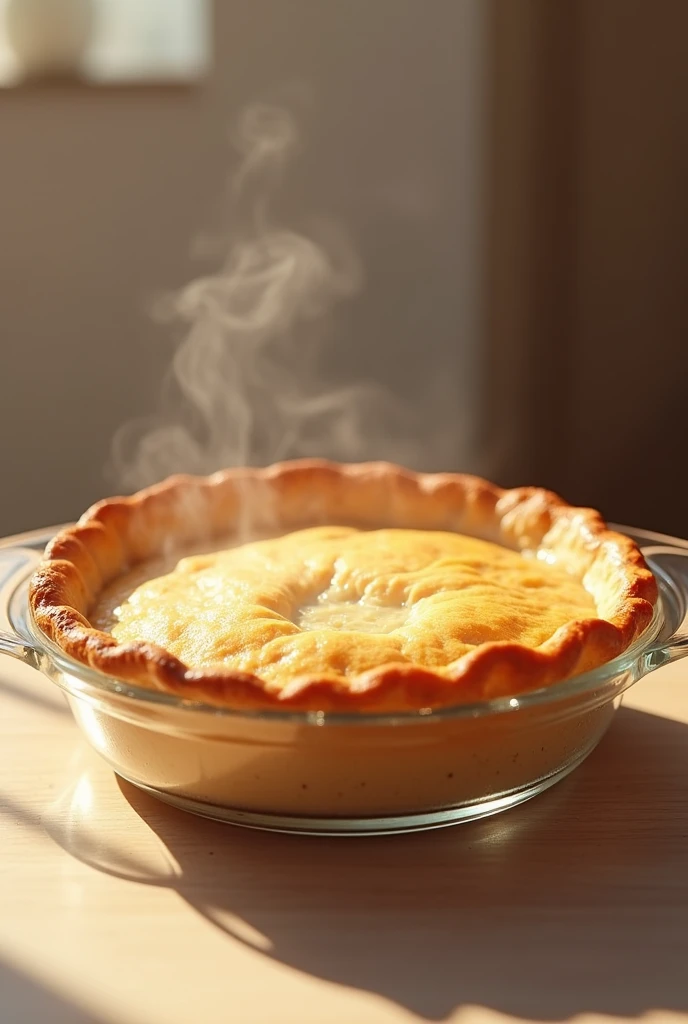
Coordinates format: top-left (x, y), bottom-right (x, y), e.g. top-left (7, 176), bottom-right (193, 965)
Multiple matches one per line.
top-left (0, 0), bottom-right (487, 536)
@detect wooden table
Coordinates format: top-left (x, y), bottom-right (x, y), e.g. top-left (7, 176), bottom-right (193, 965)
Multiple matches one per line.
top-left (1, 533), bottom-right (687, 1024)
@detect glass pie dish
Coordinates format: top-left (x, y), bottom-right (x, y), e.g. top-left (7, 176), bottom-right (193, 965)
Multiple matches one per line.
top-left (1, 523), bottom-right (687, 835)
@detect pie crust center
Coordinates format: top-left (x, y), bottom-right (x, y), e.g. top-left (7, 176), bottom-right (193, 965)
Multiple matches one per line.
top-left (94, 526), bottom-right (599, 689)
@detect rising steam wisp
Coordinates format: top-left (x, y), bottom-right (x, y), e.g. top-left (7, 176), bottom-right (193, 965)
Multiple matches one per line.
top-left (111, 103), bottom-right (457, 494)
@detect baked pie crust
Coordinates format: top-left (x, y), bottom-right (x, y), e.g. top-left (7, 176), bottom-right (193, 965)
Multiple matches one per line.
top-left (28, 460), bottom-right (658, 712)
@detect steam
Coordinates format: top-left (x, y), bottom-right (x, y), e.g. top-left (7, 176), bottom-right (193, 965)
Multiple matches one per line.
top-left (110, 103), bottom-right (456, 492)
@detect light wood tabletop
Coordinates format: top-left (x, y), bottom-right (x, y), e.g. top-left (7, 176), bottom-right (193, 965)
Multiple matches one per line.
top-left (1, 537), bottom-right (688, 1023)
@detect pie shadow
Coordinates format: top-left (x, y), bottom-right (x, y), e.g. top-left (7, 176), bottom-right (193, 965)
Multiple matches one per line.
top-left (52, 705), bottom-right (688, 1021)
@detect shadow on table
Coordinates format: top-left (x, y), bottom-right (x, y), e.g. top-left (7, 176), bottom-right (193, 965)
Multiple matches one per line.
top-left (0, 675), bottom-right (71, 716)
top-left (33, 706), bottom-right (688, 1021)
top-left (0, 959), bottom-right (109, 1024)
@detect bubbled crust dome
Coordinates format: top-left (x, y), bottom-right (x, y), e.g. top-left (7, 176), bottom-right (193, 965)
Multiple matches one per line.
top-left (28, 460), bottom-right (658, 712)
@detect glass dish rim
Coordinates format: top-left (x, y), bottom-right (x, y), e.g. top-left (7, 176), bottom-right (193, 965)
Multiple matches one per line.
top-left (29, 600), bottom-right (664, 726)
top-left (6, 522), bottom-right (681, 728)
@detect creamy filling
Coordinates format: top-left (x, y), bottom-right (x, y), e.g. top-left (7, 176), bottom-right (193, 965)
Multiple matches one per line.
top-left (298, 594), bottom-right (409, 634)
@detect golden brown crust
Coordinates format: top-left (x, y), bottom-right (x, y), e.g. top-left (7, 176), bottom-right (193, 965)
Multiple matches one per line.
top-left (28, 460), bottom-right (658, 711)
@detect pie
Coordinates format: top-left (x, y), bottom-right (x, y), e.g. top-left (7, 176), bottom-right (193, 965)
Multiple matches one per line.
top-left (29, 460), bottom-right (658, 712)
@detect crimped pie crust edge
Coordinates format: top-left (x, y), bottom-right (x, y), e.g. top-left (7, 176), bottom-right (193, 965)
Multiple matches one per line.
top-left (28, 459), bottom-right (658, 711)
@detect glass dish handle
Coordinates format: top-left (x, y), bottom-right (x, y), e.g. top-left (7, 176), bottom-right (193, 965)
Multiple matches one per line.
top-left (640, 544), bottom-right (688, 666)
top-left (0, 547), bottom-right (40, 665)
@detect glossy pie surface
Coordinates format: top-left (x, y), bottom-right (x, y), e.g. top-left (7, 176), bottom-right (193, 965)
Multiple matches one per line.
top-left (98, 526), bottom-right (598, 688)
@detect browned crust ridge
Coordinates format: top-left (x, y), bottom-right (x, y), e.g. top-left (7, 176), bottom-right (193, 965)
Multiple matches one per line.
top-left (28, 460), bottom-right (658, 711)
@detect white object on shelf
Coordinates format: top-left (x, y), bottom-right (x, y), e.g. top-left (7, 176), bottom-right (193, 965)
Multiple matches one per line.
top-left (4, 0), bottom-right (93, 78)
top-left (0, 0), bottom-right (209, 85)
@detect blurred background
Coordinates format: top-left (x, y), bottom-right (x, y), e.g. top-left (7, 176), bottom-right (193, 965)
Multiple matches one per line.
top-left (0, 0), bottom-right (686, 537)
